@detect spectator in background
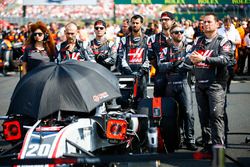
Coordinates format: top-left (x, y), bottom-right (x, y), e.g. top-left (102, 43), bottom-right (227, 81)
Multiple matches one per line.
top-left (117, 18), bottom-right (130, 38)
top-left (22, 21), bottom-right (56, 76)
top-left (145, 22), bottom-right (155, 36)
top-left (116, 18), bottom-right (130, 48)
top-left (183, 20), bottom-right (195, 44)
top-left (232, 17), bottom-right (240, 28)
top-left (244, 30), bottom-right (250, 75)
top-left (115, 18), bottom-right (130, 71)
top-left (217, 16), bottom-right (240, 145)
top-left (57, 25), bottom-right (66, 43)
top-left (218, 20), bottom-right (223, 28)
top-left (218, 16), bottom-right (241, 93)
top-left (105, 22), bottom-right (116, 41)
top-left (0, 23), bottom-right (5, 42)
top-left (18, 25), bottom-right (27, 43)
top-left (194, 16), bottom-right (204, 39)
top-left (5, 24), bottom-right (18, 44)
top-left (153, 19), bottom-right (161, 34)
top-left (79, 25), bottom-right (89, 42)
top-left (236, 20), bottom-right (248, 75)
top-left (49, 22), bottom-right (59, 44)
top-left (25, 22), bottom-right (33, 39)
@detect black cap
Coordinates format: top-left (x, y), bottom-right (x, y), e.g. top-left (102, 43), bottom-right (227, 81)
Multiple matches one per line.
top-left (94, 20), bottom-right (106, 28)
top-left (161, 11), bottom-right (175, 20)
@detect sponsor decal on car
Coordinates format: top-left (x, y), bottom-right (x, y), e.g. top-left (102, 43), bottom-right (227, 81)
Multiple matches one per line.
top-left (93, 92), bottom-right (109, 102)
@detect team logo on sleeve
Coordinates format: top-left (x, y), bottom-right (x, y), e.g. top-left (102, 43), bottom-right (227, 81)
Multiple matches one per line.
top-left (222, 44), bottom-right (231, 52)
top-left (128, 48), bottom-right (144, 64)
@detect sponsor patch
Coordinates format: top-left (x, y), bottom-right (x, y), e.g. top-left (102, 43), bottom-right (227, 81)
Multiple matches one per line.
top-left (195, 49), bottom-right (213, 68)
top-left (220, 38), bottom-right (228, 46)
top-left (128, 48), bottom-right (144, 64)
top-left (222, 44), bottom-right (231, 52)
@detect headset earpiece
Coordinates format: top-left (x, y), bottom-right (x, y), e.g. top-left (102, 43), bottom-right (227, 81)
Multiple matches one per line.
top-left (44, 33), bottom-right (49, 41)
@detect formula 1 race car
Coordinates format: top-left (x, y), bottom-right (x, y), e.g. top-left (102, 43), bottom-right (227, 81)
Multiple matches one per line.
top-left (0, 61), bottom-right (180, 166)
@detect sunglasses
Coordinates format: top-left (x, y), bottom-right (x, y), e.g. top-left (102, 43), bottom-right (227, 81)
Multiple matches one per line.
top-left (33, 32), bottom-right (44, 37)
top-left (95, 27), bottom-right (105, 30)
top-left (171, 30), bottom-right (184, 35)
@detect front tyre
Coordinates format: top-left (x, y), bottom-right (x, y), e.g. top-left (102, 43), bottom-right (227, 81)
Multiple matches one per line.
top-left (161, 97), bottom-right (180, 153)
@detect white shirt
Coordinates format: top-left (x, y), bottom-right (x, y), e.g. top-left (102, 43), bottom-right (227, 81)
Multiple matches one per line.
top-left (218, 24), bottom-right (241, 50)
top-left (183, 26), bottom-right (195, 43)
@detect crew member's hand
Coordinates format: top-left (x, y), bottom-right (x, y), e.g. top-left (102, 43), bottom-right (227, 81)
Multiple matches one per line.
top-left (97, 53), bottom-right (107, 59)
top-left (172, 60), bottom-right (183, 67)
top-left (66, 43), bottom-right (75, 52)
top-left (189, 51), bottom-right (206, 64)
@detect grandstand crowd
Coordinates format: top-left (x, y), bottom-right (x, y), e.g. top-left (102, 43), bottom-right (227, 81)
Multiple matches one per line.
top-left (0, 0), bottom-right (163, 20)
top-left (1, 0), bottom-right (249, 21)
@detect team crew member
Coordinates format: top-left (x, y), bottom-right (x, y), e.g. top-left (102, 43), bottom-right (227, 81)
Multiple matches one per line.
top-left (115, 19), bottom-right (130, 71)
top-left (158, 23), bottom-right (197, 151)
top-left (187, 13), bottom-right (232, 153)
top-left (118, 14), bottom-right (150, 101)
top-left (90, 20), bottom-right (117, 71)
top-left (56, 22), bottom-right (95, 62)
top-left (148, 11), bottom-right (175, 97)
top-left (22, 21), bottom-right (56, 76)
top-left (2, 24), bottom-right (22, 67)
top-left (117, 18), bottom-right (130, 38)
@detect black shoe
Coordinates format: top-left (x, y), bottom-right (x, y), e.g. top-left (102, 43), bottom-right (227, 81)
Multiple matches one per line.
top-left (200, 145), bottom-right (212, 154)
top-left (186, 143), bottom-right (198, 151)
top-left (198, 145), bottom-right (212, 159)
top-left (178, 142), bottom-right (184, 149)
